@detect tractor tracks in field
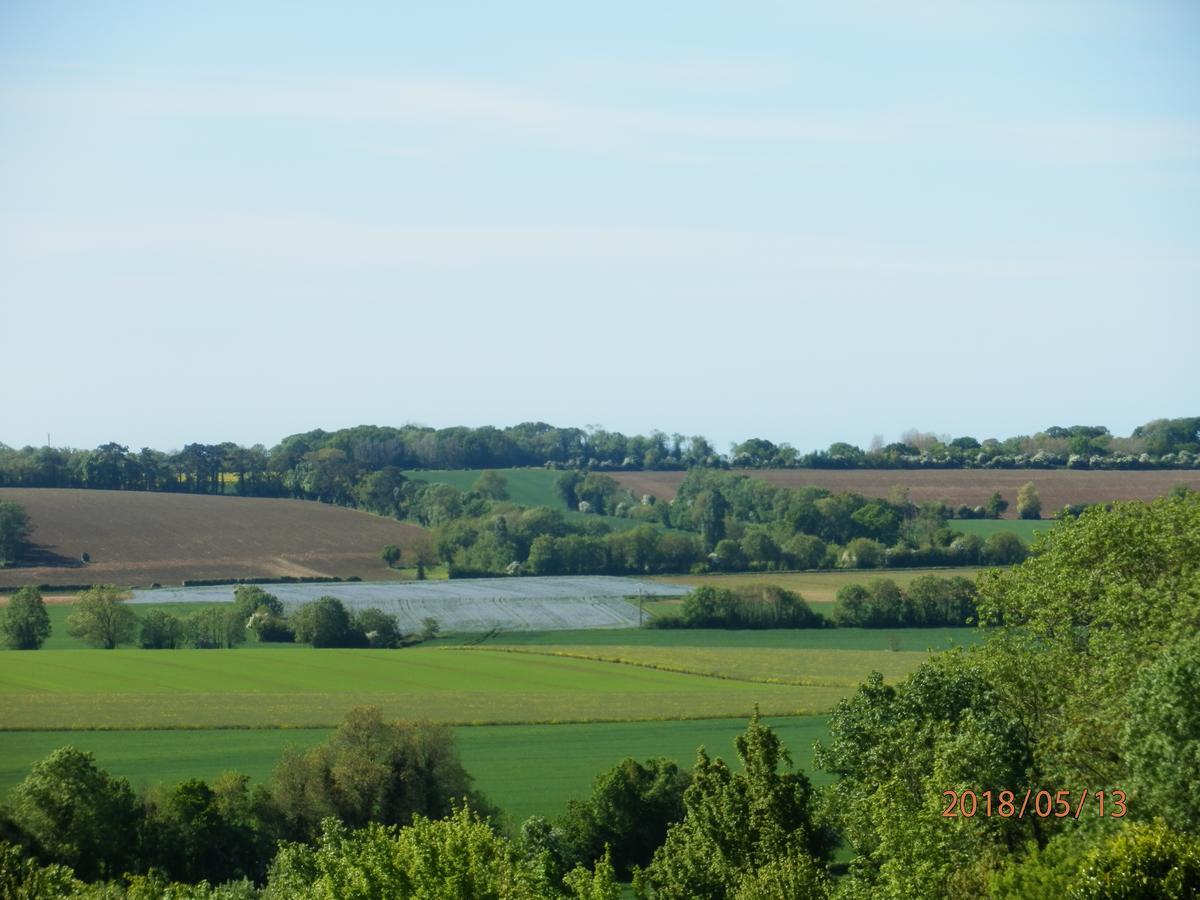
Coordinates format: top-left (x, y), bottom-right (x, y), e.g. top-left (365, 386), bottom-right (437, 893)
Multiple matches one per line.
top-left (444, 645), bottom-right (862, 689)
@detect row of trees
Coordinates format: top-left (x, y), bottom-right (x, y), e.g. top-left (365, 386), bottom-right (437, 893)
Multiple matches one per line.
top-left (655, 575), bottom-right (979, 631)
top-left (830, 575), bottom-right (977, 628)
top-left (1, 418), bottom-right (1195, 501)
top-left (0, 586), bottom-right (439, 652)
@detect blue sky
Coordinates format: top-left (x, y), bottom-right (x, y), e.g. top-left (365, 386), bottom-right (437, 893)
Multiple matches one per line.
top-left (2, 1), bottom-right (1197, 453)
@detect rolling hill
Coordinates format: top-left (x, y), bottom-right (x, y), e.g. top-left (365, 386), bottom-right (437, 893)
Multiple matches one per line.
top-left (0, 488), bottom-right (426, 588)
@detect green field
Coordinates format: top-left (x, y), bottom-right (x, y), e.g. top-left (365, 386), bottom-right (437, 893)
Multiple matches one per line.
top-left (950, 518), bottom-right (1049, 543)
top-left (647, 567), bottom-right (990, 605)
top-left (0, 715), bottom-right (831, 825)
top-left (473, 644), bottom-right (930, 686)
top-left (0, 646), bottom-right (857, 728)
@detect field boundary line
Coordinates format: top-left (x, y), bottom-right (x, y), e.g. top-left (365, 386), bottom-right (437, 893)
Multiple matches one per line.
top-left (445, 645), bottom-right (866, 688)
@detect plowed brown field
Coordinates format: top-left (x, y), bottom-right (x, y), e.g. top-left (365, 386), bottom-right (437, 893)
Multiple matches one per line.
top-left (0, 488), bottom-right (426, 588)
top-left (612, 469), bottom-right (1200, 518)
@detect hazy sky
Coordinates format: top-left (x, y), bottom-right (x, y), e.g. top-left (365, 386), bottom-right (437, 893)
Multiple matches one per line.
top-left (2, 2), bottom-right (1197, 454)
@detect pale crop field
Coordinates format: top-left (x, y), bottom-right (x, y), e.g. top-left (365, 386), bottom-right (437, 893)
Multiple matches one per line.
top-left (129, 576), bottom-right (689, 632)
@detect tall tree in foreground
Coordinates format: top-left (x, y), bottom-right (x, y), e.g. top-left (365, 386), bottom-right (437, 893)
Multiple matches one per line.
top-left (6, 747), bottom-right (140, 881)
top-left (635, 712), bottom-right (833, 898)
top-left (1, 586), bottom-right (51, 649)
top-left (65, 585), bottom-right (137, 649)
top-left (819, 493), bottom-right (1200, 898)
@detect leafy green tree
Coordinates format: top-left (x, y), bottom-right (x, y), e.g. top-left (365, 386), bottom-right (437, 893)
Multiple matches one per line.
top-left (739, 530), bottom-right (781, 570)
top-left (139, 608), bottom-right (184, 649)
top-left (7, 747), bottom-right (140, 880)
top-left (692, 489), bottom-right (728, 552)
top-left (984, 491), bottom-right (1009, 519)
top-left (637, 713), bottom-right (833, 898)
top-left (1016, 481), bottom-right (1041, 519)
top-left (905, 574), bottom-right (977, 627)
top-left (353, 607), bottom-right (402, 648)
top-left (232, 585), bottom-right (284, 624)
top-left (185, 606), bottom-right (247, 649)
top-left (353, 466), bottom-right (409, 517)
top-left (556, 470), bottom-right (585, 509)
top-left (1121, 635), bottom-right (1200, 832)
top-left (850, 501), bottom-right (901, 544)
top-left (0, 842), bottom-right (82, 898)
top-left (831, 583), bottom-right (870, 628)
top-left (265, 807), bottom-right (583, 899)
top-left (975, 493), bottom-right (1200, 792)
top-left (380, 544), bottom-right (401, 568)
top-left (472, 470), bottom-right (510, 500)
top-left (1071, 820), bottom-right (1200, 899)
top-left (982, 531), bottom-right (1027, 566)
top-left (838, 537), bottom-right (885, 569)
top-left (259, 706), bottom-right (490, 844)
top-left (419, 616), bottom-right (441, 641)
top-left (575, 473), bottom-right (619, 514)
top-left (0, 500), bottom-right (32, 567)
top-left (65, 584), bottom-right (137, 649)
top-left (730, 846), bottom-right (831, 900)
top-left (782, 534), bottom-right (827, 570)
top-left (1, 586), bottom-right (50, 649)
top-left (291, 596), bottom-right (364, 648)
top-left (556, 757), bottom-right (690, 879)
top-left (711, 538), bottom-right (746, 572)
top-left (814, 659), bottom-right (1032, 899)
top-left (141, 776), bottom-right (263, 884)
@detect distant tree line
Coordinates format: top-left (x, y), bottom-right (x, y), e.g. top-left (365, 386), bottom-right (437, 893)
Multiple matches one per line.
top-left (0, 586), bottom-right (440, 652)
top-left (652, 575), bottom-right (979, 630)
top-left (0, 418), bottom-right (1195, 503)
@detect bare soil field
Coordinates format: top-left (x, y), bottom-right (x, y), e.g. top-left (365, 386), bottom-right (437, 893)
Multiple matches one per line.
top-left (613, 469), bottom-right (1200, 518)
top-left (0, 488), bottom-right (427, 588)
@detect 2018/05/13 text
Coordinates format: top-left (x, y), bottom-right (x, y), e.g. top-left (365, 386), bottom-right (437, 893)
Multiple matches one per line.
top-left (941, 789), bottom-right (1127, 819)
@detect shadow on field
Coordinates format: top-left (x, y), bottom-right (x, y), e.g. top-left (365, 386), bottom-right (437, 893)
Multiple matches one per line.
top-left (16, 544), bottom-right (85, 569)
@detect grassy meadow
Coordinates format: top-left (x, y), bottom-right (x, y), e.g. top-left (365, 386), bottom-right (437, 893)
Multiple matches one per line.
top-left (0, 645), bottom-right (859, 729)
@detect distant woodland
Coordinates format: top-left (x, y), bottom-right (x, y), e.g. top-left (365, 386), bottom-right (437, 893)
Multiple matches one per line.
top-left (1, 418), bottom-right (1197, 502)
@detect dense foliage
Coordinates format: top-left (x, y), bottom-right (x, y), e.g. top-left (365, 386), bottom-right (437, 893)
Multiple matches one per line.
top-left (816, 492), bottom-right (1200, 897)
top-left (1, 586), bottom-right (50, 649)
